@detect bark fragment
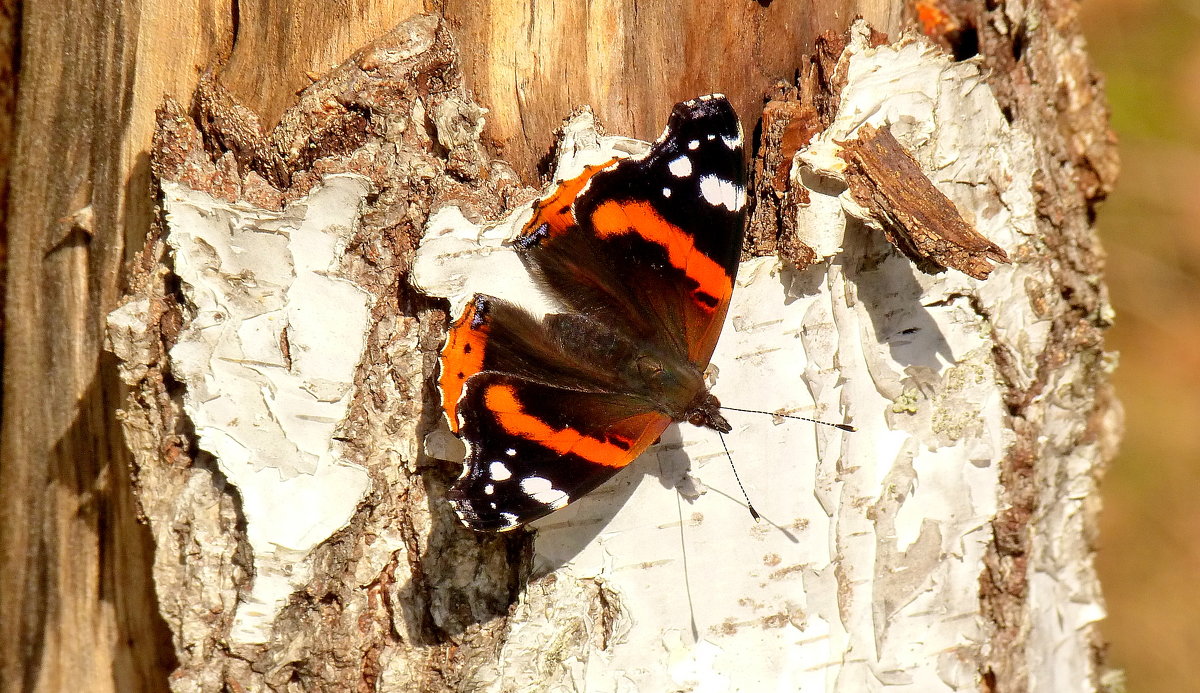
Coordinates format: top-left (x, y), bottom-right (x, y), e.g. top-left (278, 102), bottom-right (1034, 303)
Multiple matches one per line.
top-left (840, 124), bottom-right (1010, 279)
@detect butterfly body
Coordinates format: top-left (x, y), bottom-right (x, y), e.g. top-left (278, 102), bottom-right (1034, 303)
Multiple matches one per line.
top-left (437, 95), bottom-right (746, 532)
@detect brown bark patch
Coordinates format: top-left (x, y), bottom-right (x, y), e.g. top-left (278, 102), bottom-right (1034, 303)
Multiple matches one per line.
top-left (840, 124), bottom-right (1010, 279)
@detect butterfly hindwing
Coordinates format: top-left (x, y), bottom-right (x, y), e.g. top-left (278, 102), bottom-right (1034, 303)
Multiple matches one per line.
top-left (447, 372), bottom-right (672, 531)
top-left (440, 294), bottom-right (675, 531)
top-left (440, 294), bottom-right (606, 434)
top-left (440, 293), bottom-right (666, 430)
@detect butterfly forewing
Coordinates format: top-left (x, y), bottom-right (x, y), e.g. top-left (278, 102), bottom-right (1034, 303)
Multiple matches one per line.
top-left (525, 95), bottom-right (747, 365)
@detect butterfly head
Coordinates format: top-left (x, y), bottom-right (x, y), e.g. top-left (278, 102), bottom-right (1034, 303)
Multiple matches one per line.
top-left (684, 391), bottom-right (731, 433)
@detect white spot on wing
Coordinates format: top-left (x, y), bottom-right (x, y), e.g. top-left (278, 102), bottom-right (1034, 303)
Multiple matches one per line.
top-left (688, 140), bottom-right (700, 150)
top-left (662, 187), bottom-right (672, 198)
top-left (505, 448), bottom-right (516, 457)
top-left (520, 476), bottom-right (570, 509)
top-left (722, 134), bottom-right (741, 150)
top-left (668, 156), bottom-right (693, 178)
top-left (499, 512), bottom-right (519, 529)
top-left (706, 134), bottom-right (716, 141)
top-left (699, 175), bottom-right (746, 212)
top-left (489, 461), bottom-right (512, 481)
top-left (484, 484), bottom-right (494, 495)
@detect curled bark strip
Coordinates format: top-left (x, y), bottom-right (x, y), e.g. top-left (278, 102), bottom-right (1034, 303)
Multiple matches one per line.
top-left (840, 124), bottom-right (1010, 279)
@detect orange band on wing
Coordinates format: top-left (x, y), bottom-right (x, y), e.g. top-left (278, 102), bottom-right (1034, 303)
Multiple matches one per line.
top-left (485, 383), bottom-right (642, 468)
top-left (439, 302), bottom-right (489, 434)
top-left (519, 159), bottom-right (619, 240)
top-left (589, 200), bottom-right (730, 312)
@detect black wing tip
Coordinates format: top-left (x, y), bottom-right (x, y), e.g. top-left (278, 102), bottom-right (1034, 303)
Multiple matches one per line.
top-left (661, 94), bottom-right (743, 151)
top-left (675, 93), bottom-right (737, 121)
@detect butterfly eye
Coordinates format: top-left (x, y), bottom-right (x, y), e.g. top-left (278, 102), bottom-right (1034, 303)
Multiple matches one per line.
top-left (688, 411), bottom-right (706, 427)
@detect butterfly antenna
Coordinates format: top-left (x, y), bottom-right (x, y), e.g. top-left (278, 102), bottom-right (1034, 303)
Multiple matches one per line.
top-left (721, 406), bottom-right (857, 432)
top-left (718, 432), bottom-right (760, 522)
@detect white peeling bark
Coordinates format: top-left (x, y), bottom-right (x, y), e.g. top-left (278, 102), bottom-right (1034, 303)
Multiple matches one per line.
top-left (114, 176), bottom-right (377, 644)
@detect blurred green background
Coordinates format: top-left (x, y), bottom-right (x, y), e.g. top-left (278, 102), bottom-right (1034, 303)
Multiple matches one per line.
top-left (1082, 1), bottom-right (1200, 690)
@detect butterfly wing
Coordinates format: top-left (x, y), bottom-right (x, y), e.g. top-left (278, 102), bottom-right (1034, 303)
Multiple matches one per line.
top-left (439, 294), bottom-right (673, 531)
top-left (517, 94), bottom-right (747, 366)
top-left (440, 293), bottom-right (648, 431)
top-left (447, 372), bottom-right (671, 531)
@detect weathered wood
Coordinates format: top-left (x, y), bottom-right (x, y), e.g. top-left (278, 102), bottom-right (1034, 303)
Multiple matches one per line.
top-left (220, 0), bottom-right (424, 128)
top-left (0, 1), bottom-right (231, 691)
top-left (217, 1), bottom-right (900, 179)
top-left (1, 0), bottom-right (14, 329)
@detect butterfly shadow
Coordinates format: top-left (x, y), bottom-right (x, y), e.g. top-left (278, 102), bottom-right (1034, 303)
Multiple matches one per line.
top-left (840, 222), bottom-right (957, 370)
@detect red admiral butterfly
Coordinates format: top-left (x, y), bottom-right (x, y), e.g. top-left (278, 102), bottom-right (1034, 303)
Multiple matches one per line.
top-left (438, 95), bottom-right (747, 532)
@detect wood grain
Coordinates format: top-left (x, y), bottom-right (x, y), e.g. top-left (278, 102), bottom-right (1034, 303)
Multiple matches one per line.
top-left (1, 0), bottom-right (14, 340)
top-left (221, 0), bottom-right (424, 126)
top-left (0, 1), bottom-right (231, 690)
top-left (431, 0), bottom-right (878, 175)
top-left (214, 0), bottom-right (902, 178)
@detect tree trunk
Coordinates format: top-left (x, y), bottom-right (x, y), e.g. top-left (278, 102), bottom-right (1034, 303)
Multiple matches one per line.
top-left (2, 2), bottom-right (1120, 692)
